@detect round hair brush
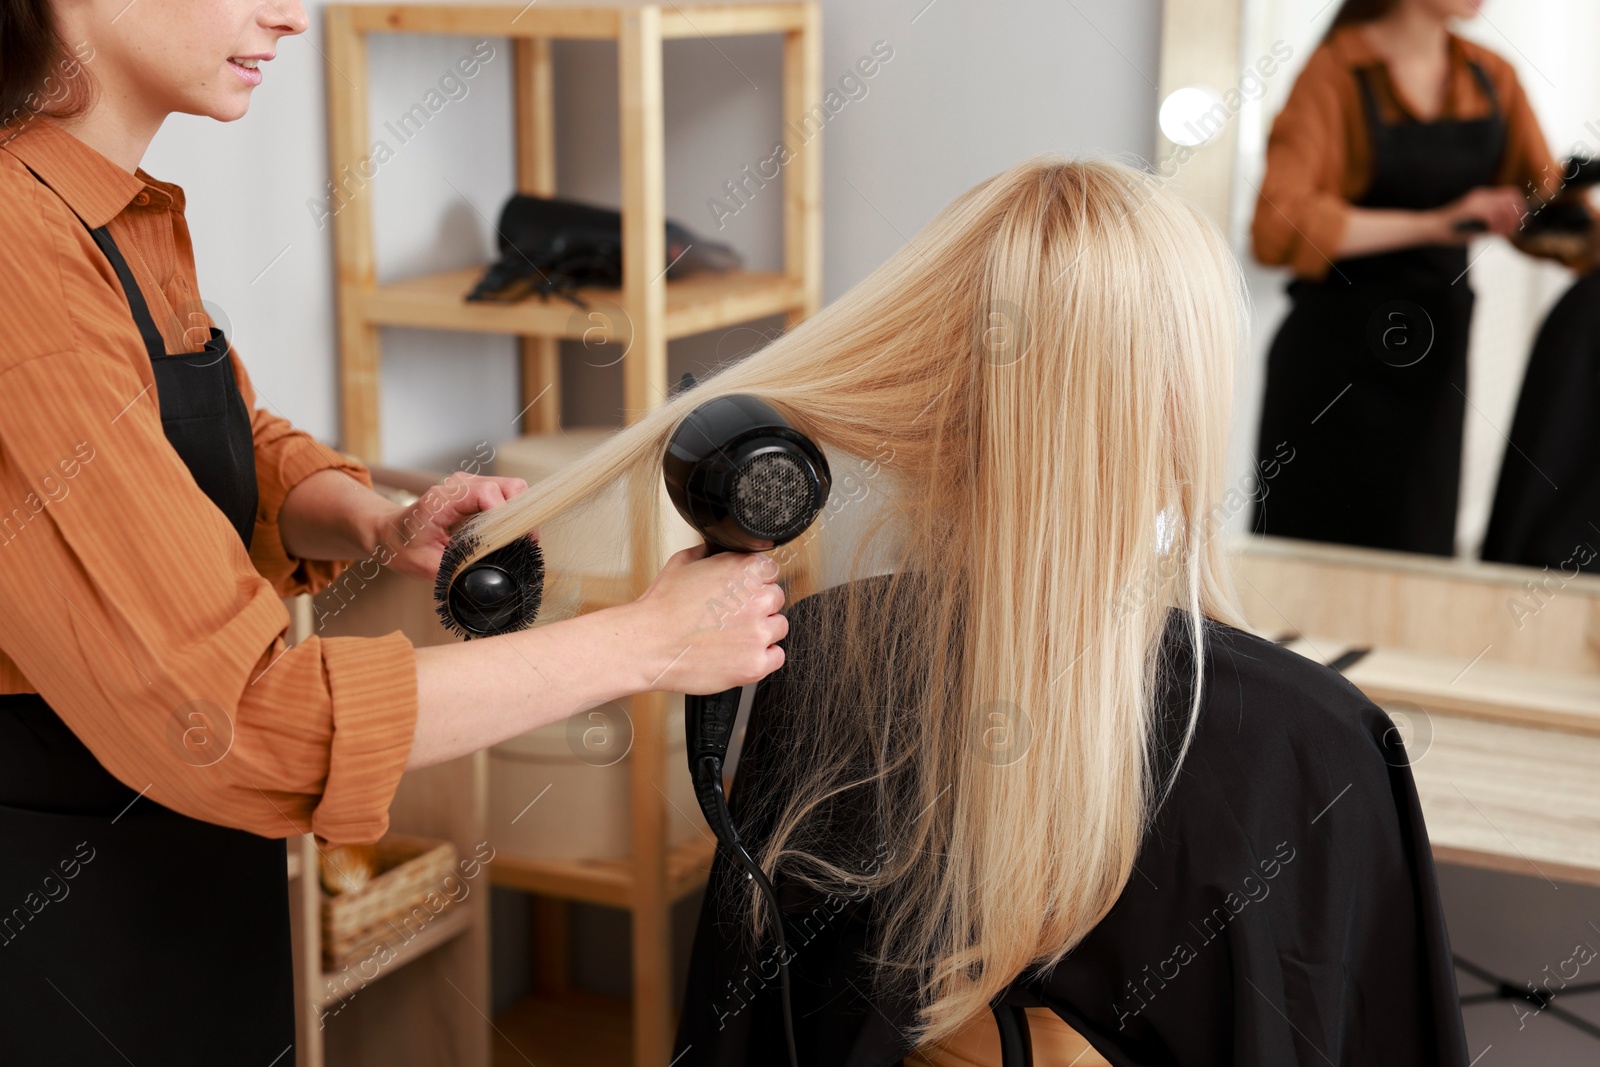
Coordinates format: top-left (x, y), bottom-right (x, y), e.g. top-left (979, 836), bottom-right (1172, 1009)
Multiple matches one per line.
top-left (433, 526), bottom-right (545, 640)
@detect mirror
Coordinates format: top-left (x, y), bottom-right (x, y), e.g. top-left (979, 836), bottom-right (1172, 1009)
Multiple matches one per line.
top-left (1171, 0), bottom-right (1600, 567)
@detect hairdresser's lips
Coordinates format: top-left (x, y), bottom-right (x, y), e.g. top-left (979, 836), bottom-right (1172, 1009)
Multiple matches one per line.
top-left (227, 53), bottom-right (271, 87)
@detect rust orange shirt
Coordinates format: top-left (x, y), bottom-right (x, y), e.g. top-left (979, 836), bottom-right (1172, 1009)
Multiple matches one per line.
top-left (1252, 25), bottom-right (1563, 280)
top-left (0, 114), bottom-right (417, 847)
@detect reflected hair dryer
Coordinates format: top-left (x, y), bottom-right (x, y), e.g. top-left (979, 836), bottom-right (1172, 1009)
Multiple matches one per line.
top-left (664, 392), bottom-right (829, 1067)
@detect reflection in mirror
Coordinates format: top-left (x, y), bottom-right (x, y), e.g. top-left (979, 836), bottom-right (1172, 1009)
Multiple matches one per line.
top-left (1227, 0), bottom-right (1600, 567)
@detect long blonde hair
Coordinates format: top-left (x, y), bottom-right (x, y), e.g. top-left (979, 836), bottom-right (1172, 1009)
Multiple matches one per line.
top-left (459, 156), bottom-right (1250, 1043)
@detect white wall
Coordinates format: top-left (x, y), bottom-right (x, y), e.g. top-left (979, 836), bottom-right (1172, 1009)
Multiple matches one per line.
top-left (143, 0), bottom-right (1162, 471)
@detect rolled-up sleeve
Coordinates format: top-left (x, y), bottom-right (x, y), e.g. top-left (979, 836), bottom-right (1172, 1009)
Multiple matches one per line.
top-left (0, 347), bottom-right (418, 844)
top-left (1251, 51), bottom-right (1354, 281)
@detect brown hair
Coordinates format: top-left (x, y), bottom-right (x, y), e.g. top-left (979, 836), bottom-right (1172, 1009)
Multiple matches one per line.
top-left (1, 0), bottom-right (95, 140)
top-left (1326, 0), bottom-right (1401, 39)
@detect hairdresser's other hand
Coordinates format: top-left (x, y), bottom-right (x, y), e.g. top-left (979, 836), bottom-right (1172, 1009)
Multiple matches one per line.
top-left (1437, 185), bottom-right (1526, 240)
top-left (612, 544), bottom-right (788, 695)
top-left (375, 472), bottom-right (532, 582)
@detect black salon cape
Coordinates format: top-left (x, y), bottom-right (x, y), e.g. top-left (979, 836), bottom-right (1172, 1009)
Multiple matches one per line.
top-left (1482, 271), bottom-right (1600, 571)
top-left (674, 577), bottom-right (1468, 1066)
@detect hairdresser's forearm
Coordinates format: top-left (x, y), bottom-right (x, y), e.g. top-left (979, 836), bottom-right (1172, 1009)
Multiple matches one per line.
top-left (406, 606), bottom-right (658, 770)
top-left (278, 467), bottom-right (393, 561)
top-left (1335, 207), bottom-right (1453, 259)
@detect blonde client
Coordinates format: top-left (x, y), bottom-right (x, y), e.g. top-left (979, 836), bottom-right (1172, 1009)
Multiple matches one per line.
top-left (459, 158), bottom-right (1467, 1066)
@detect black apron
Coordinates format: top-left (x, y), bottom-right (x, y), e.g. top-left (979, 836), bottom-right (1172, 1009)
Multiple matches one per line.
top-left (1480, 270), bottom-right (1600, 570)
top-left (0, 186), bottom-right (296, 1065)
top-left (1251, 61), bottom-right (1506, 556)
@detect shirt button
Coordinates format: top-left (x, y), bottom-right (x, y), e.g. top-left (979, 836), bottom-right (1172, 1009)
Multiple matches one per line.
top-left (133, 192), bottom-right (150, 206)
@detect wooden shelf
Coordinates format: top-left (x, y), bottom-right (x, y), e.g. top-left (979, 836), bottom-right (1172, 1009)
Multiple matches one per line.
top-left (1278, 637), bottom-right (1600, 738)
top-left (489, 837), bottom-right (715, 908)
top-left (289, 563), bottom-right (496, 1067)
top-left (317, 902), bottom-right (476, 1010)
top-left (344, 1), bottom-right (811, 41)
top-left (1413, 712), bottom-right (1600, 890)
top-left (1344, 647), bottom-right (1600, 738)
top-left (1274, 635), bottom-right (1600, 885)
top-left (324, 4), bottom-right (822, 1062)
top-left (359, 268), bottom-right (805, 343)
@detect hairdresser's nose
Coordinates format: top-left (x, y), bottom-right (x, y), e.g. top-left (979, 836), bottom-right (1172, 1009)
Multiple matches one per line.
top-left (260, 0), bottom-right (308, 37)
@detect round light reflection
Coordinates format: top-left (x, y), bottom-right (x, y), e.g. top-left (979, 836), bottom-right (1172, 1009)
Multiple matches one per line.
top-left (1159, 86), bottom-right (1225, 147)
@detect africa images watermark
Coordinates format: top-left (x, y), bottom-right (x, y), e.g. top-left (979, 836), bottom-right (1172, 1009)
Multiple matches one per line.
top-left (700, 437), bottom-right (894, 632)
top-left (319, 840), bottom-right (497, 1026)
top-left (706, 39), bottom-right (896, 231)
top-left (708, 839), bottom-right (891, 1030)
top-left (1111, 839), bottom-right (1298, 1030)
top-left (0, 841), bottom-right (97, 949)
top-left (1512, 927), bottom-right (1600, 1031)
top-left (1505, 537), bottom-right (1597, 630)
top-left (1133, 39), bottom-right (1295, 207)
top-left (307, 40), bottom-right (498, 231)
top-left (313, 439), bottom-right (499, 631)
top-left (0, 440), bottom-right (98, 549)
top-left (0, 40), bottom-right (96, 146)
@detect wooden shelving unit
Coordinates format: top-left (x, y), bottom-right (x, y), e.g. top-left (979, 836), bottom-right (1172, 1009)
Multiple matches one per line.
top-left (283, 481), bottom-right (496, 1067)
top-left (321, 5), bottom-right (823, 1066)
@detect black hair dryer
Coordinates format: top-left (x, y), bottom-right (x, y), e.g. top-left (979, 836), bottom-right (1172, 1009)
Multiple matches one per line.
top-left (663, 393), bottom-right (830, 824)
top-left (663, 393), bottom-right (829, 1067)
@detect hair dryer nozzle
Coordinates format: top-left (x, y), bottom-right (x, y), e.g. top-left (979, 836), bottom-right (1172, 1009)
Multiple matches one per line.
top-left (663, 394), bottom-right (831, 552)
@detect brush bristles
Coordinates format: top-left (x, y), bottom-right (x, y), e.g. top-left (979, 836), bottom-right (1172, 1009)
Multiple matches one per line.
top-left (434, 527), bottom-right (545, 640)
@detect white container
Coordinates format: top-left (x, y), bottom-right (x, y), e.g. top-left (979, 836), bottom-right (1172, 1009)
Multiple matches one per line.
top-left (488, 695), bottom-right (709, 862)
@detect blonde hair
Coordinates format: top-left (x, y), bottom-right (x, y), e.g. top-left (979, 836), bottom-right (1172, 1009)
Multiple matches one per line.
top-left (459, 156), bottom-right (1251, 1044)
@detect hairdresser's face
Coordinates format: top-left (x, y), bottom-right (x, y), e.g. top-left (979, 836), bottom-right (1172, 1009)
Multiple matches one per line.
top-left (61, 0), bottom-right (306, 122)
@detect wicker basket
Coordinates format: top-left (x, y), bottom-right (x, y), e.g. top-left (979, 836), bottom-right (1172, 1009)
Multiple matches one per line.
top-left (320, 834), bottom-right (458, 970)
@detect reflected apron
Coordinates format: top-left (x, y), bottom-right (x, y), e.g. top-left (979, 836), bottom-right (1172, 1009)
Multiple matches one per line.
top-left (0, 182), bottom-right (295, 1064)
top-left (1251, 61), bottom-right (1506, 556)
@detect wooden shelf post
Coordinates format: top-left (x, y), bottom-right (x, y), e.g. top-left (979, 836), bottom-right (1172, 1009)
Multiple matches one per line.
top-left (618, 11), bottom-right (674, 1064)
top-left (513, 36), bottom-right (562, 435)
top-left (325, 5), bottom-right (381, 463)
top-left (319, 7), bottom-right (824, 1065)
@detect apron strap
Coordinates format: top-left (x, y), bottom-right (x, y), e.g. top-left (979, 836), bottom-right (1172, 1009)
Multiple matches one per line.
top-left (1465, 59), bottom-right (1500, 120)
top-left (82, 224), bottom-right (168, 363)
top-left (17, 162), bottom-right (169, 362)
top-left (1353, 65), bottom-right (1386, 137)
top-left (1353, 59), bottom-right (1502, 133)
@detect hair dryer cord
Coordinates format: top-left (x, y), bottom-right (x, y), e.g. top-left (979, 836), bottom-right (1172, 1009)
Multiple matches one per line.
top-left (694, 755), bottom-right (799, 1067)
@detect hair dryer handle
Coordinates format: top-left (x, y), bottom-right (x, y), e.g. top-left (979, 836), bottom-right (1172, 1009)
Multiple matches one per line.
top-left (686, 686), bottom-right (743, 826)
top-left (685, 687), bottom-right (742, 764)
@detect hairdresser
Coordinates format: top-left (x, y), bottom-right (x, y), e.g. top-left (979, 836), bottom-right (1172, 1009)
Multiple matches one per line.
top-left (1250, 0), bottom-right (1563, 556)
top-left (0, 0), bottom-right (787, 1061)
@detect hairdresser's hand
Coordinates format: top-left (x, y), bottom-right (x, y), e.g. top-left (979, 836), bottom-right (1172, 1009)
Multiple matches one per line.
top-left (610, 544), bottom-right (788, 695)
top-left (1437, 186), bottom-right (1526, 240)
top-left (374, 472), bottom-right (533, 582)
